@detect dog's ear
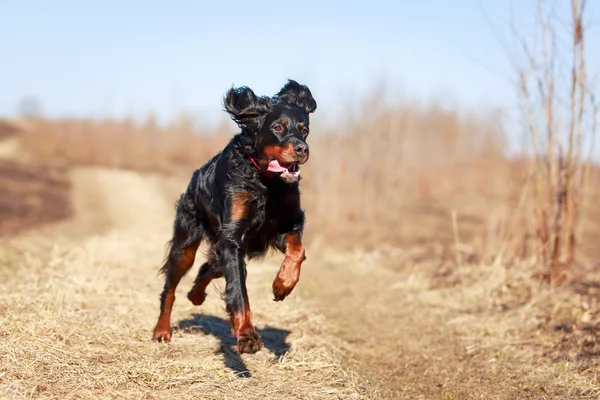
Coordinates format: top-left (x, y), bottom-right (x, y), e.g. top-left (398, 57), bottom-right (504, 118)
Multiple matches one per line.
top-left (224, 86), bottom-right (272, 131)
top-left (274, 80), bottom-right (317, 114)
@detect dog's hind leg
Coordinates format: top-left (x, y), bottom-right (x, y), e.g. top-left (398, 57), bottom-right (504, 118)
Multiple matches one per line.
top-left (187, 260), bottom-right (223, 306)
top-left (152, 194), bottom-right (203, 342)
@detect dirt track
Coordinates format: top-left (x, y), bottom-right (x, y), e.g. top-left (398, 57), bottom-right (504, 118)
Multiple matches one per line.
top-left (2, 133), bottom-right (600, 399)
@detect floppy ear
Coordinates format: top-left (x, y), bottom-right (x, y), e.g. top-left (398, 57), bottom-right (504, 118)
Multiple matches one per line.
top-left (274, 80), bottom-right (317, 114)
top-left (223, 86), bottom-right (272, 131)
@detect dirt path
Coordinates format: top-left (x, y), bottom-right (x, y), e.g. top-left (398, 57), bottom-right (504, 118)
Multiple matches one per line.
top-left (0, 167), bottom-right (364, 399)
top-left (0, 138), bottom-right (22, 161)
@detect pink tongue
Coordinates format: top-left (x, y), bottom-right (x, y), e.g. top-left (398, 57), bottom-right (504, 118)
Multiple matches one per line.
top-left (267, 159), bottom-right (300, 178)
top-left (267, 159), bottom-right (287, 173)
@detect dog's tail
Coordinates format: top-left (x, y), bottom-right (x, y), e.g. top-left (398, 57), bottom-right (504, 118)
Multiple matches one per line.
top-left (157, 196), bottom-right (181, 276)
top-left (158, 240), bottom-right (173, 276)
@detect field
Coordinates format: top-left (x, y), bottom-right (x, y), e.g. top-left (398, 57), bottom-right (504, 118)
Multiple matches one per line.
top-left (1, 98), bottom-right (600, 400)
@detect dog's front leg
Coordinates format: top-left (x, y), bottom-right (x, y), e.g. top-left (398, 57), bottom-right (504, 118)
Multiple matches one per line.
top-left (272, 230), bottom-right (306, 301)
top-left (222, 192), bottom-right (263, 354)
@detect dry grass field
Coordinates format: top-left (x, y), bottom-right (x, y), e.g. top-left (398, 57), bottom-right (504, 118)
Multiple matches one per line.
top-left (1, 97), bottom-right (600, 400)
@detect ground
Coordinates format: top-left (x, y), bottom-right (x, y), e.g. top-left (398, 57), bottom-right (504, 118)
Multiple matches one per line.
top-left (1, 129), bottom-right (600, 399)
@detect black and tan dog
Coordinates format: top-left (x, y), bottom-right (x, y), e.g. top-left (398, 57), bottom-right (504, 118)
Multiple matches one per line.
top-left (152, 80), bottom-right (317, 354)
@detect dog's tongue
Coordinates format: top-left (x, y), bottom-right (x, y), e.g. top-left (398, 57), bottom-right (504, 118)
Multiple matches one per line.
top-left (267, 159), bottom-right (300, 180)
top-left (267, 159), bottom-right (287, 173)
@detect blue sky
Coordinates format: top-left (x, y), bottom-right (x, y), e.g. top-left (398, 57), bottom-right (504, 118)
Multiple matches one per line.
top-left (1, 0), bottom-right (598, 139)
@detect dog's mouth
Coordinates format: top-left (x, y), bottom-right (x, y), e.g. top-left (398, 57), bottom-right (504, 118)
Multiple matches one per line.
top-left (267, 160), bottom-right (300, 181)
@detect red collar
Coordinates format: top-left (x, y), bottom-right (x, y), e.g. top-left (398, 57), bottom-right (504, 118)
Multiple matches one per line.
top-left (247, 153), bottom-right (264, 174)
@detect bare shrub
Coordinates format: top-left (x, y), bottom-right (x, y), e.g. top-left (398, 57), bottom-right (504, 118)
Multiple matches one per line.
top-left (515, 0), bottom-right (598, 281)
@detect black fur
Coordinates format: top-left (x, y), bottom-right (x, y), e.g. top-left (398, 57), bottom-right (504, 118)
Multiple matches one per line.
top-left (152, 80), bottom-right (317, 353)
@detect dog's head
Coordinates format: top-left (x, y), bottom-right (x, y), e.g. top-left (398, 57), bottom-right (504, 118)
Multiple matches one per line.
top-left (224, 80), bottom-right (317, 183)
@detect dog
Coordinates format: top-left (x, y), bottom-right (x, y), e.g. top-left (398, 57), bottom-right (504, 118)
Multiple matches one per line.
top-left (152, 80), bottom-right (317, 354)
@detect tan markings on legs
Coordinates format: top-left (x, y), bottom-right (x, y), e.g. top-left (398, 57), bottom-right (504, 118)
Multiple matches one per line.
top-left (272, 233), bottom-right (305, 301)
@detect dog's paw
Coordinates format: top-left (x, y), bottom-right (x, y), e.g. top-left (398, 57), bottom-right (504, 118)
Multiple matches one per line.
top-left (272, 277), bottom-right (294, 302)
top-left (152, 326), bottom-right (172, 342)
top-left (187, 289), bottom-right (206, 306)
top-left (236, 330), bottom-right (263, 354)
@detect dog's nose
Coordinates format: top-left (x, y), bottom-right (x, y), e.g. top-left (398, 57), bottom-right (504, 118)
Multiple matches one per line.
top-left (294, 143), bottom-right (309, 157)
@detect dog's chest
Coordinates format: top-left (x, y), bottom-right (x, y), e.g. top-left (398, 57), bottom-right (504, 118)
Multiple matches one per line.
top-left (243, 205), bottom-right (277, 258)
top-left (243, 187), bottom-right (297, 257)
top-left (248, 200), bottom-right (279, 237)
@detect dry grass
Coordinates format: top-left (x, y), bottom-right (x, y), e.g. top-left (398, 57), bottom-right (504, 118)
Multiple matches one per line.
top-left (300, 99), bottom-right (510, 249)
top-left (300, 245), bottom-right (600, 399)
top-left (0, 241), bottom-right (362, 400)
top-left (19, 116), bottom-right (230, 173)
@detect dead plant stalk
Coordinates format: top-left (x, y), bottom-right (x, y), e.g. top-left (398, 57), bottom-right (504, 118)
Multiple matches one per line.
top-left (518, 0), bottom-right (594, 281)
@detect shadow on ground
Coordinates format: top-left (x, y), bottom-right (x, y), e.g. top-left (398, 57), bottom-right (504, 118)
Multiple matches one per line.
top-left (177, 314), bottom-right (291, 377)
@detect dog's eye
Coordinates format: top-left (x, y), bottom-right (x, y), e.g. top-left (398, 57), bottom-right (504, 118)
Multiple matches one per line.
top-left (272, 124), bottom-right (283, 132)
top-left (301, 127), bottom-right (309, 136)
